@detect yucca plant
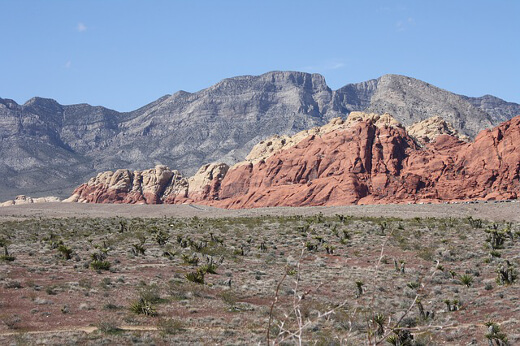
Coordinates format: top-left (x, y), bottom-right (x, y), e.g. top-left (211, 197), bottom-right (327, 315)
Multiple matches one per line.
top-left (57, 244), bottom-right (73, 260)
top-left (154, 230), bottom-right (170, 246)
top-left (182, 253), bottom-right (199, 266)
top-left (407, 281), bottom-right (420, 290)
top-left (372, 313), bottom-right (385, 335)
top-left (0, 238), bottom-right (15, 261)
top-left (200, 257), bottom-right (218, 274)
top-left (484, 321), bottom-right (508, 345)
top-left (459, 274), bottom-right (474, 287)
top-left (130, 298), bottom-right (157, 316)
top-left (186, 268), bottom-right (205, 284)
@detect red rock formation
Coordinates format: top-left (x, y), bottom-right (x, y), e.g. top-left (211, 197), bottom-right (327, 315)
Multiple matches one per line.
top-left (66, 115), bottom-right (520, 208)
top-left (65, 166), bottom-right (190, 204)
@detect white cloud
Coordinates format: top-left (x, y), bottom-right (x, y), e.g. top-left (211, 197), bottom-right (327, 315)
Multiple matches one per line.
top-left (396, 17), bottom-right (415, 32)
top-left (77, 22), bottom-right (87, 32)
top-left (302, 60), bottom-right (345, 72)
top-left (65, 61), bottom-right (72, 69)
top-left (329, 62), bottom-right (345, 70)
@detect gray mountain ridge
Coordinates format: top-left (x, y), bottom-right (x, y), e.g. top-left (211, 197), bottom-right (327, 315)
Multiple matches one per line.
top-left (1, 71), bottom-right (519, 200)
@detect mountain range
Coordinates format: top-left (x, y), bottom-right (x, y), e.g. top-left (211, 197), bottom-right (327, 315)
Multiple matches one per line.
top-left (1, 71), bottom-right (519, 200)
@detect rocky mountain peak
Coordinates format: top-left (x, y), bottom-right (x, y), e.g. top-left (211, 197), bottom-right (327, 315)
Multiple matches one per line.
top-left (23, 97), bottom-right (63, 113)
top-left (0, 98), bottom-right (19, 109)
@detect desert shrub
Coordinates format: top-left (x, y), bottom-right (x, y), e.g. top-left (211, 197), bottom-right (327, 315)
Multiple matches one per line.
top-left (417, 247), bottom-right (434, 261)
top-left (97, 320), bottom-right (122, 334)
top-left (45, 285), bottom-right (58, 295)
top-left (4, 280), bottom-right (22, 289)
top-left (2, 314), bottom-right (21, 329)
top-left (186, 268), bottom-right (205, 284)
top-left (103, 303), bottom-right (121, 310)
top-left (219, 290), bottom-right (238, 307)
top-left (157, 318), bottom-right (185, 335)
top-left (57, 244), bottom-right (73, 260)
top-left (79, 278), bottom-right (92, 289)
top-left (138, 283), bottom-right (161, 303)
top-left (91, 260), bottom-right (111, 271)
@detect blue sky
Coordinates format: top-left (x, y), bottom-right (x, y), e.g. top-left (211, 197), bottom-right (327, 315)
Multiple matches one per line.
top-left (1, 0), bottom-right (519, 111)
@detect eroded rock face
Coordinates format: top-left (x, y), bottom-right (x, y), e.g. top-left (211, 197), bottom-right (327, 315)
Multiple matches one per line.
top-left (407, 116), bottom-right (470, 144)
top-left (241, 112), bottom-right (401, 165)
top-left (185, 163), bottom-right (229, 201)
top-left (65, 163), bottom-right (228, 204)
top-left (212, 115), bottom-right (519, 208)
top-left (65, 166), bottom-right (186, 204)
top-left (67, 115), bottom-right (520, 208)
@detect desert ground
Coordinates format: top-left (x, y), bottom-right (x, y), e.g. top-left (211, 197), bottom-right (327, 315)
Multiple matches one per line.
top-left (0, 202), bottom-right (519, 345)
top-left (1, 200), bottom-right (519, 221)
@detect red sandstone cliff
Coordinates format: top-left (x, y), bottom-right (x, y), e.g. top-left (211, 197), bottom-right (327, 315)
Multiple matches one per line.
top-left (65, 114), bottom-right (520, 208)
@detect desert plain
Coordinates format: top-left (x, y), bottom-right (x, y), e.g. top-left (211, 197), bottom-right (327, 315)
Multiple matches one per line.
top-left (0, 202), bottom-right (518, 345)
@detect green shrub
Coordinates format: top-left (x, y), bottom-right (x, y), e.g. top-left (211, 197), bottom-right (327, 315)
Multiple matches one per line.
top-left (459, 274), bottom-right (474, 287)
top-left (182, 254), bottom-right (199, 266)
top-left (91, 260), bottom-right (111, 271)
top-left (186, 269), bottom-right (205, 284)
top-left (130, 298), bottom-right (157, 316)
top-left (57, 244), bottom-right (73, 260)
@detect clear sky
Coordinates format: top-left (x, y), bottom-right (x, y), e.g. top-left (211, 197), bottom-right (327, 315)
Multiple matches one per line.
top-left (1, 0), bottom-right (519, 111)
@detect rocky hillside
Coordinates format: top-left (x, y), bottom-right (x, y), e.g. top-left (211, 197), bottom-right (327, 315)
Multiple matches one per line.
top-left (66, 113), bottom-right (520, 207)
top-left (2, 71), bottom-right (519, 200)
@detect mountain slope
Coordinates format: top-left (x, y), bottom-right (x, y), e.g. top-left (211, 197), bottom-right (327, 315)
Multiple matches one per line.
top-left (1, 71), bottom-right (518, 200)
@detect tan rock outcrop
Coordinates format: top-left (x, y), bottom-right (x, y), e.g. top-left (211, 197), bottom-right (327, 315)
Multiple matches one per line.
top-left (185, 163), bottom-right (229, 201)
top-left (66, 163), bottom-right (229, 204)
top-left (407, 116), bottom-right (470, 144)
top-left (1, 195), bottom-right (61, 207)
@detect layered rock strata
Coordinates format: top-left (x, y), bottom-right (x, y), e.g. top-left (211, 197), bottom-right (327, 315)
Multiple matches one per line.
top-left (67, 114), bottom-right (520, 208)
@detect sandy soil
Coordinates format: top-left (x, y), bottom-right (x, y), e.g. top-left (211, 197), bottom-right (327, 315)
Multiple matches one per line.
top-left (0, 200), bottom-right (518, 221)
